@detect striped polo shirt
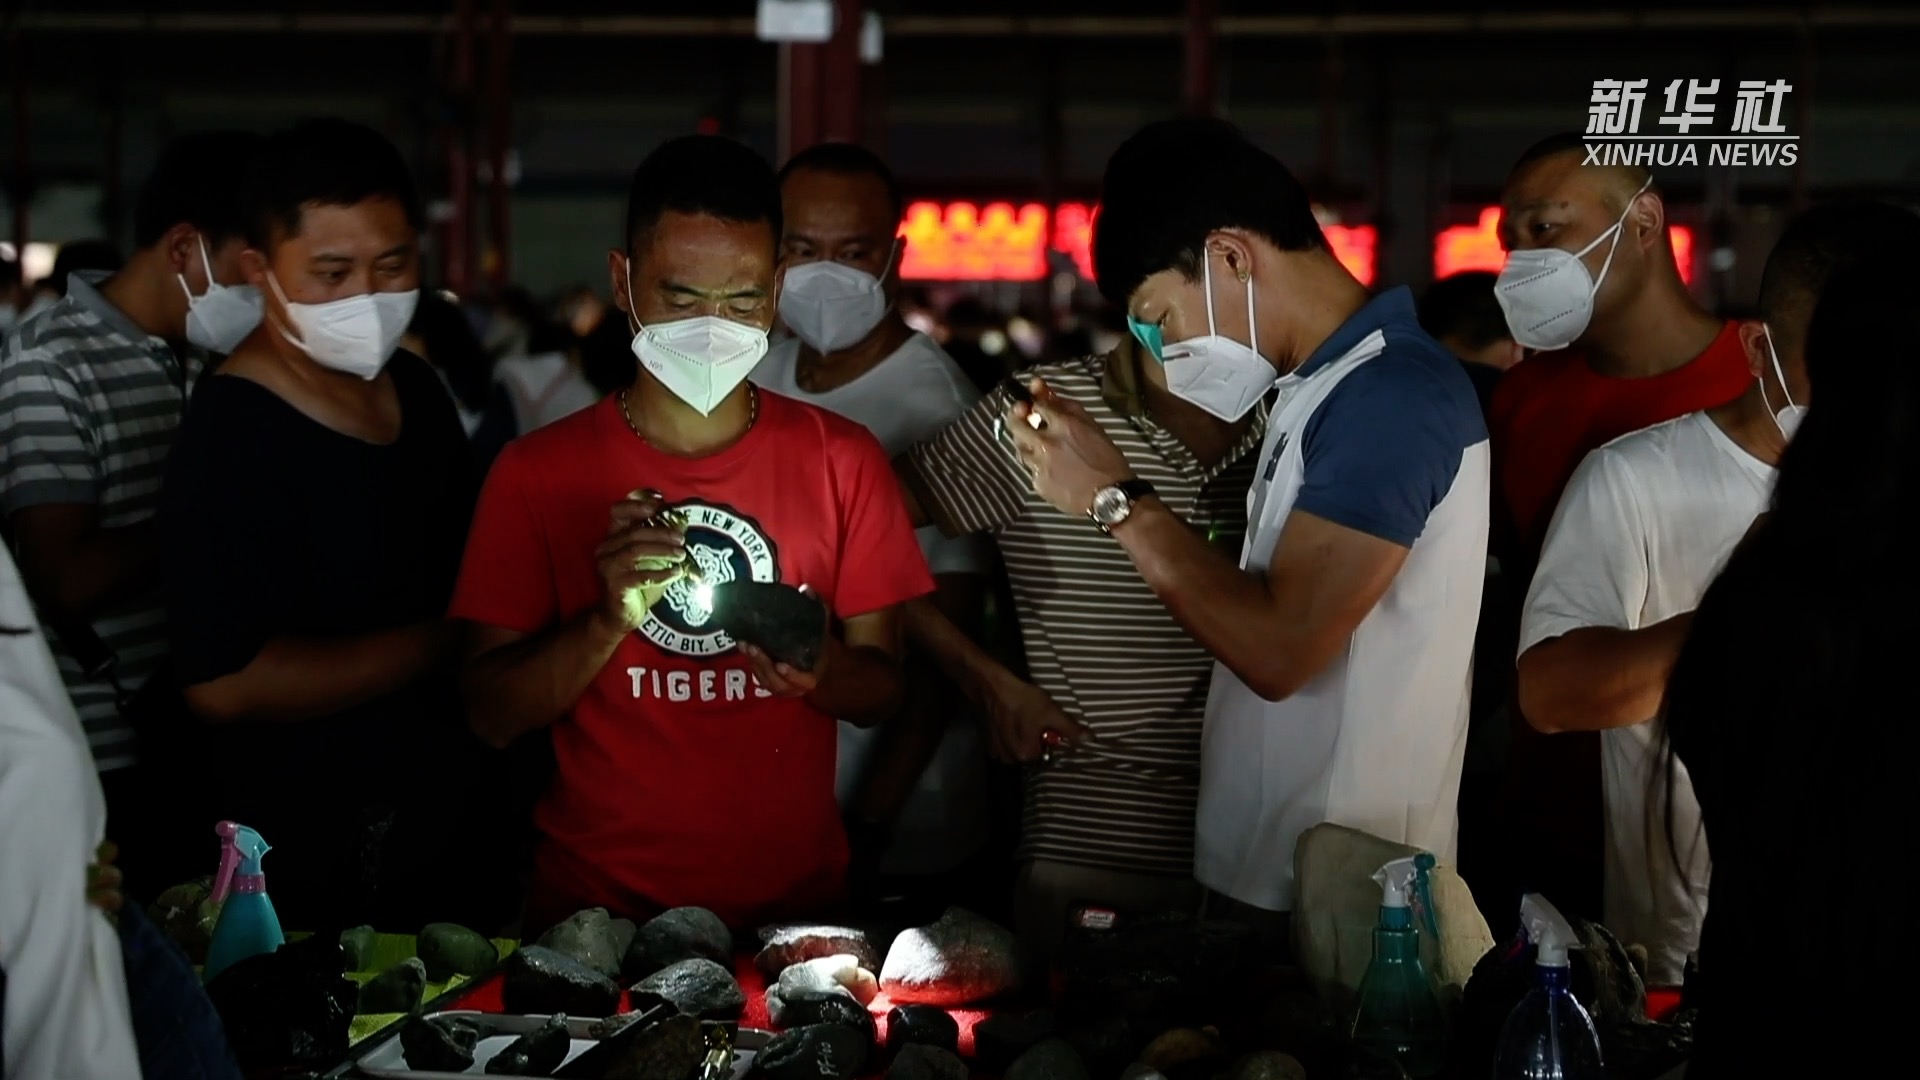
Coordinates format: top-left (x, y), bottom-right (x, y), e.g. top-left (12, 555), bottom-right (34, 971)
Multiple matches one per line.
top-left (0, 273), bottom-right (195, 772)
top-left (902, 349), bottom-right (1262, 876)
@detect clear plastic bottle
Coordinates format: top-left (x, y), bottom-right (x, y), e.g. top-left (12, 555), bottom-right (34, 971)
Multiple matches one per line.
top-left (1492, 895), bottom-right (1606, 1080)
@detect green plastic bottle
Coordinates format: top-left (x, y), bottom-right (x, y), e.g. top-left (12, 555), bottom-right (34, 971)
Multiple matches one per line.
top-left (1349, 856), bottom-right (1447, 1077)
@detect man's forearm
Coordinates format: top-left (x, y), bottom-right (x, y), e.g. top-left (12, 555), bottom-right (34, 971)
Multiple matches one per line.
top-left (809, 642), bottom-right (906, 728)
top-left (844, 653), bottom-right (953, 825)
top-left (24, 519), bottom-right (159, 621)
top-left (1112, 499), bottom-right (1301, 698)
top-left (186, 620), bottom-right (447, 724)
top-left (462, 610), bottom-right (627, 748)
top-left (1518, 613), bottom-right (1694, 734)
top-left (902, 596), bottom-right (1007, 704)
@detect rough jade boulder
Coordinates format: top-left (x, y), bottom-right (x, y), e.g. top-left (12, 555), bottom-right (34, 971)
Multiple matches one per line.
top-left (710, 581), bottom-right (827, 671)
top-left (501, 946), bottom-right (621, 1018)
top-left (535, 907), bottom-right (626, 980)
top-left (878, 908), bottom-right (1020, 1006)
top-left (756, 924), bottom-right (881, 979)
top-left (1291, 822), bottom-right (1493, 1016)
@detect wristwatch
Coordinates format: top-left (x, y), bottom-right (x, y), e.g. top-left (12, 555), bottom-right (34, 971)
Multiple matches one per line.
top-left (1089, 479), bottom-right (1156, 534)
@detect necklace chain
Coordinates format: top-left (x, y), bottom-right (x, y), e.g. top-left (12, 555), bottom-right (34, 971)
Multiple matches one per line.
top-left (619, 384), bottom-right (758, 445)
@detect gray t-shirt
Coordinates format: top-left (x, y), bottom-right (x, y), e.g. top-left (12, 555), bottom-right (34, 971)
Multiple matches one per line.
top-left (0, 273), bottom-right (195, 771)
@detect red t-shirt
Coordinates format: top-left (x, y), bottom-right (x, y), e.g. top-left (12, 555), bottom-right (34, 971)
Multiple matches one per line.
top-left (1489, 319), bottom-right (1752, 561)
top-left (448, 390), bottom-right (934, 928)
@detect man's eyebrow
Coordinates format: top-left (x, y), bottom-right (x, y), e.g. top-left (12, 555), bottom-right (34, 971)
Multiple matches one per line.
top-left (310, 253), bottom-right (354, 266)
top-left (374, 243), bottom-right (412, 261)
top-left (660, 280), bottom-right (766, 300)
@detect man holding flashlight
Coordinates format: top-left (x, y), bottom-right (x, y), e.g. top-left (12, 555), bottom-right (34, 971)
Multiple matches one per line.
top-left (1008, 118), bottom-right (1488, 948)
top-left (450, 136), bottom-right (931, 934)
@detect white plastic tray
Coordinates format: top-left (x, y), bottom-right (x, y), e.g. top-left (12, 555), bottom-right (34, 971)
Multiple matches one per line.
top-left (353, 1011), bottom-right (769, 1079)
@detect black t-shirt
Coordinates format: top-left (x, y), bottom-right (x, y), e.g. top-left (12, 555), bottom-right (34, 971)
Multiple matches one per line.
top-left (160, 353), bottom-right (478, 928)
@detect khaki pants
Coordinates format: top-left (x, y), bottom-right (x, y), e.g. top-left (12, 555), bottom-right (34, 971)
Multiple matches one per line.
top-left (1014, 859), bottom-right (1204, 963)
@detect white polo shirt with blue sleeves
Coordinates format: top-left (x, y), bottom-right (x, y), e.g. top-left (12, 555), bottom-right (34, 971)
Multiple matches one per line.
top-left (1195, 287), bottom-right (1490, 912)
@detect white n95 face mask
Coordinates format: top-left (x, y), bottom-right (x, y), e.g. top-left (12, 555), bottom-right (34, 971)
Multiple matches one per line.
top-left (1494, 175), bottom-right (1653, 351)
top-left (778, 241), bottom-right (898, 353)
top-left (178, 235), bottom-right (264, 354)
top-left (626, 274), bottom-right (769, 416)
top-left (1155, 254), bottom-right (1276, 422)
top-left (1760, 323), bottom-right (1806, 442)
top-left (267, 273), bottom-right (417, 380)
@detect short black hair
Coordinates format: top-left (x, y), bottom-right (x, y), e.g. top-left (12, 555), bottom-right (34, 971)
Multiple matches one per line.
top-left (132, 130), bottom-right (263, 249)
top-left (1758, 200), bottom-right (1920, 328)
top-left (778, 142), bottom-right (903, 224)
top-left (1418, 271), bottom-right (1512, 350)
top-left (48, 240), bottom-right (123, 294)
top-left (1509, 130), bottom-right (1652, 207)
top-left (1092, 117), bottom-right (1325, 307)
top-left (623, 135), bottom-right (781, 255)
top-left (242, 118), bottom-right (423, 250)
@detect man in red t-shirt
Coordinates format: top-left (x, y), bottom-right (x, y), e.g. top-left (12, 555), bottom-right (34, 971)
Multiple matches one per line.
top-left (1478, 132), bottom-right (1752, 926)
top-left (448, 136), bottom-right (932, 934)
top-left (1490, 132), bottom-right (1752, 561)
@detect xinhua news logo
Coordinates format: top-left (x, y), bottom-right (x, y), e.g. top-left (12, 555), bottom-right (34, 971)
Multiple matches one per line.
top-left (1585, 79), bottom-right (1798, 167)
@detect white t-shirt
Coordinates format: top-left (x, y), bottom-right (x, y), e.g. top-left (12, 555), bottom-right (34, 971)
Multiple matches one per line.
top-left (1, 545), bottom-right (143, 1080)
top-left (1521, 409), bottom-right (1772, 986)
top-left (496, 352), bottom-right (600, 435)
top-left (1198, 291), bottom-right (1489, 912)
top-left (752, 332), bottom-right (992, 874)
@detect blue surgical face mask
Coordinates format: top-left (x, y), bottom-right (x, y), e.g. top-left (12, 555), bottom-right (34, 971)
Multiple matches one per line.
top-left (1127, 314), bottom-right (1164, 361)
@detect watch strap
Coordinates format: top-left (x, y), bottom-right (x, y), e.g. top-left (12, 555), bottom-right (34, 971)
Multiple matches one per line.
top-left (1117, 478), bottom-right (1156, 501)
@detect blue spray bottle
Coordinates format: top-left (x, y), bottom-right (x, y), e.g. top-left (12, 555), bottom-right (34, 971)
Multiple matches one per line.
top-left (1349, 856), bottom-right (1447, 1077)
top-left (1492, 894), bottom-right (1606, 1080)
top-left (202, 821), bottom-right (285, 982)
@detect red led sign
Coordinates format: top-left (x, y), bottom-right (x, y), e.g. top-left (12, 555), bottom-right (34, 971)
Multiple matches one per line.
top-left (1433, 207), bottom-right (1694, 284)
top-left (898, 200), bottom-right (1378, 287)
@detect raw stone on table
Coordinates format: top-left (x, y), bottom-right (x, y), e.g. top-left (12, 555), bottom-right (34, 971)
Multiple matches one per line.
top-left (1139, 1028), bottom-right (1225, 1073)
top-left (710, 581), bottom-right (828, 672)
top-left (1229, 1051), bottom-right (1309, 1080)
top-left (626, 907), bottom-right (733, 979)
top-left (486, 1013), bottom-right (573, 1076)
top-left (576, 1013), bottom-right (707, 1080)
top-left (1119, 1066), bottom-right (1169, 1080)
top-left (501, 946), bottom-right (623, 1018)
top-left (1006, 1038), bottom-right (1091, 1080)
top-left (753, 1023), bottom-right (869, 1080)
top-left (399, 1015), bottom-right (484, 1072)
top-left (338, 925), bottom-right (378, 971)
top-left (417, 922), bottom-right (500, 982)
top-left (764, 986), bottom-right (876, 1054)
top-left (887, 1043), bottom-right (969, 1080)
top-left (774, 954), bottom-right (879, 1005)
top-left (536, 907), bottom-right (626, 979)
top-left (884, 1005), bottom-right (958, 1055)
top-left (878, 907), bottom-right (1021, 1006)
top-left (632, 957), bottom-right (746, 1021)
top-left (204, 932), bottom-right (355, 1071)
top-left (972, 1009), bottom-right (1054, 1075)
top-left (356, 957), bottom-right (427, 1015)
top-left (1063, 1011), bottom-right (1141, 1080)
top-left (755, 924), bottom-right (881, 978)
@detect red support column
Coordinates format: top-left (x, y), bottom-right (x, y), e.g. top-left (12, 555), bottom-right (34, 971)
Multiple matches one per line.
top-left (821, 0), bottom-right (864, 143)
top-left (1184, 0), bottom-right (1216, 116)
top-left (778, 41), bottom-right (823, 166)
top-left (443, 0), bottom-right (477, 295)
top-left (485, 0), bottom-right (512, 291)
top-left (778, 0), bottom-right (863, 166)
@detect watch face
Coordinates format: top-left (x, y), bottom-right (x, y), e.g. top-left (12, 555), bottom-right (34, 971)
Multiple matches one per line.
top-left (1092, 486), bottom-right (1131, 525)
